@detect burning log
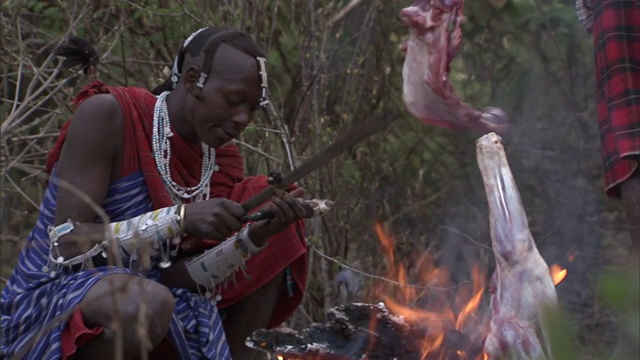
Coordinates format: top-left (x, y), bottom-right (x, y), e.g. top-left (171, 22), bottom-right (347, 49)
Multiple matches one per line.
top-left (246, 302), bottom-right (483, 360)
top-left (476, 133), bottom-right (558, 359)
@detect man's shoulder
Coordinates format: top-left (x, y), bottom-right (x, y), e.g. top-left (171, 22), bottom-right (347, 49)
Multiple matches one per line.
top-left (108, 85), bottom-right (156, 106)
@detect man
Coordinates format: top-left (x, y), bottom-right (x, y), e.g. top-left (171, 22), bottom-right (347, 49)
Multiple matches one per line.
top-left (577, 0), bottom-right (640, 259)
top-left (1, 27), bottom-right (310, 360)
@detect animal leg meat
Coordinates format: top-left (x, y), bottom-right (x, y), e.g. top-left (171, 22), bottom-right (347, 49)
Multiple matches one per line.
top-left (476, 133), bottom-right (557, 360)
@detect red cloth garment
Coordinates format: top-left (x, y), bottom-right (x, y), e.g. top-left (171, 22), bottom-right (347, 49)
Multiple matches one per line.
top-left (48, 81), bottom-right (308, 354)
top-left (592, 0), bottom-right (640, 198)
top-left (60, 309), bottom-right (179, 360)
top-left (60, 309), bottom-right (104, 360)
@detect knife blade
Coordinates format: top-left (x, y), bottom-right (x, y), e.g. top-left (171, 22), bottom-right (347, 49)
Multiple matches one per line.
top-left (240, 112), bottom-right (399, 214)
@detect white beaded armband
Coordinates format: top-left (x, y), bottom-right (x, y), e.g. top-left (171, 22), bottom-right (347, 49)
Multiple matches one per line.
top-left (185, 225), bottom-right (265, 291)
top-left (47, 205), bottom-right (184, 272)
top-left (48, 219), bottom-right (105, 272)
top-left (111, 206), bottom-right (182, 265)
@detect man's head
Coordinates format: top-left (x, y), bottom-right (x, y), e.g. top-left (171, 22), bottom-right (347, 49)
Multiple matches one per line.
top-left (156, 27), bottom-right (268, 148)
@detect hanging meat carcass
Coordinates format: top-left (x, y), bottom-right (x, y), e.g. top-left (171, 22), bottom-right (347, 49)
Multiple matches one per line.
top-left (476, 133), bottom-right (557, 359)
top-left (400, 0), bottom-right (509, 132)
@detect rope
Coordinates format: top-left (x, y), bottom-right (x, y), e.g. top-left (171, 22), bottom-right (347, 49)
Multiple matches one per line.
top-left (310, 246), bottom-right (469, 291)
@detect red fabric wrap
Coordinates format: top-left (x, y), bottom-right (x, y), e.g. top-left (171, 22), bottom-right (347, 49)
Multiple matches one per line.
top-left (49, 81), bottom-right (308, 354)
top-left (60, 309), bottom-right (104, 360)
top-left (61, 309), bottom-right (178, 360)
top-left (592, 0), bottom-right (640, 198)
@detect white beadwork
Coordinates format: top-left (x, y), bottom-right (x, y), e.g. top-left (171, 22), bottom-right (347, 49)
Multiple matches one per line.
top-left (184, 225), bottom-right (265, 290)
top-left (152, 91), bottom-right (217, 201)
top-left (48, 206), bottom-right (182, 271)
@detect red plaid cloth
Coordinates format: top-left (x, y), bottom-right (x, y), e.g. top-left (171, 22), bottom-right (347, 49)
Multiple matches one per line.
top-left (46, 81), bottom-right (307, 328)
top-left (592, 0), bottom-right (640, 198)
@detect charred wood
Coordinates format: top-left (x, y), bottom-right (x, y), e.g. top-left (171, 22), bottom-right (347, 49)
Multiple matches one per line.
top-left (247, 303), bottom-right (482, 360)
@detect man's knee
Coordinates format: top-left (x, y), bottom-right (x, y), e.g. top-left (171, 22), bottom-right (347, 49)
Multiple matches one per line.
top-left (81, 275), bottom-right (175, 344)
top-left (124, 279), bottom-right (174, 327)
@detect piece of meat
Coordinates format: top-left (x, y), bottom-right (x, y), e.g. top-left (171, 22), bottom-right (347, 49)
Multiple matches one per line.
top-left (476, 133), bottom-right (557, 359)
top-left (575, 0), bottom-right (594, 32)
top-left (400, 0), bottom-right (509, 132)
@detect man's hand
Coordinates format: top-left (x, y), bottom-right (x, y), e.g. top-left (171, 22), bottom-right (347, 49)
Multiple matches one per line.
top-left (182, 198), bottom-right (245, 241)
top-left (248, 188), bottom-right (312, 247)
top-left (178, 189), bottom-right (311, 253)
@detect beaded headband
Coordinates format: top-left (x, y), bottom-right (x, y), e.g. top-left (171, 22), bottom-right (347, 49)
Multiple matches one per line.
top-left (171, 28), bottom-right (270, 107)
top-left (171, 27), bottom-right (207, 88)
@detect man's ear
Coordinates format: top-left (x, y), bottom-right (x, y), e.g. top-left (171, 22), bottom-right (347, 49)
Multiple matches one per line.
top-left (183, 65), bottom-right (203, 99)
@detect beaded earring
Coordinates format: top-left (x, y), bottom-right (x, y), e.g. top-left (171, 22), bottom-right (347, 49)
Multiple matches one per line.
top-left (257, 57), bottom-right (269, 107)
top-left (170, 56), bottom-right (180, 89)
top-left (196, 72), bottom-right (208, 88)
top-left (171, 27), bottom-right (209, 89)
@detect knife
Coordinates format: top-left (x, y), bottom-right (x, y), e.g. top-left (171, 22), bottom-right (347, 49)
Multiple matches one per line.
top-left (240, 112), bottom-right (399, 219)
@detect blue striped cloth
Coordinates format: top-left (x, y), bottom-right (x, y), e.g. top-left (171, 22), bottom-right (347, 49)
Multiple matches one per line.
top-left (1, 170), bottom-right (230, 359)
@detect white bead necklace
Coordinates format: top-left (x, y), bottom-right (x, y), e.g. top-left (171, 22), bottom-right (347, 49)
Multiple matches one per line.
top-left (152, 91), bottom-right (218, 202)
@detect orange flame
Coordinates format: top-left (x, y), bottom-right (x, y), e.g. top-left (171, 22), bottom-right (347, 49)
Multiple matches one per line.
top-left (371, 222), bottom-right (489, 358)
top-left (366, 304), bottom-right (380, 356)
top-left (567, 247), bottom-right (577, 262)
top-left (455, 264), bottom-right (486, 331)
top-left (549, 264), bottom-right (567, 285)
top-left (375, 222), bottom-right (396, 273)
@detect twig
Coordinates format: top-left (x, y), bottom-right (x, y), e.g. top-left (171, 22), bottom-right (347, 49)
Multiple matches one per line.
top-left (10, 133), bottom-right (60, 141)
top-left (327, 0), bottom-right (367, 28)
top-left (174, 0), bottom-right (202, 24)
top-left (232, 139), bottom-right (282, 163)
top-left (3, 3), bottom-right (91, 132)
top-left (5, 174), bottom-right (39, 210)
top-left (0, 235), bottom-right (22, 243)
top-left (119, 0), bottom-right (185, 17)
top-left (254, 127), bottom-right (287, 134)
top-left (311, 246), bottom-right (468, 291)
top-left (264, 94), bottom-right (297, 171)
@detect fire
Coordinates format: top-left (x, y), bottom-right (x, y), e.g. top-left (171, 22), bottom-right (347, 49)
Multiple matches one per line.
top-left (549, 264), bottom-right (567, 285)
top-left (547, 247), bottom-right (574, 286)
top-left (372, 222), bottom-right (489, 359)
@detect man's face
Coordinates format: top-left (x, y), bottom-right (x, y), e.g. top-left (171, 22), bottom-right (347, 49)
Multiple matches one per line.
top-left (190, 44), bottom-right (261, 148)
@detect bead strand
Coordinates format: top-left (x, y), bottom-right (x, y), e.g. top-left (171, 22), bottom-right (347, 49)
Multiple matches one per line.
top-left (152, 91), bottom-right (218, 201)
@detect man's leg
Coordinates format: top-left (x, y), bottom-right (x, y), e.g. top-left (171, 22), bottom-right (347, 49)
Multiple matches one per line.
top-left (621, 166), bottom-right (640, 258)
top-left (74, 274), bottom-right (175, 360)
top-left (223, 271), bottom-right (286, 360)
top-left (619, 166), bottom-right (640, 359)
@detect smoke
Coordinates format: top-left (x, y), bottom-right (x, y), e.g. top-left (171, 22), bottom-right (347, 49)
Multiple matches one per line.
top-left (391, 32), bottom-right (626, 350)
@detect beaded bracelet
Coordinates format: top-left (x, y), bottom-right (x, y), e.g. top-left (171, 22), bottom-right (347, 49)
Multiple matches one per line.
top-left (178, 204), bottom-right (186, 234)
top-left (47, 206), bottom-right (183, 273)
top-left (185, 224), bottom-right (267, 297)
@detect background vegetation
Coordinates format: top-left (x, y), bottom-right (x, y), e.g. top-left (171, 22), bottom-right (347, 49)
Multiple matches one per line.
top-left (1, 0), bottom-right (638, 358)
